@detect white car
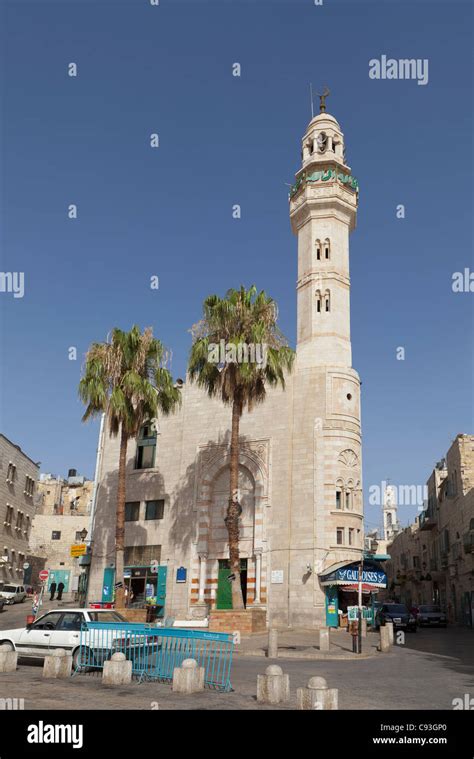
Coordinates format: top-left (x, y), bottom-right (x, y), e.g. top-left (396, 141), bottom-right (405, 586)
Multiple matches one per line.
top-left (0, 608), bottom-right (128, 669)
top-left (0, 584), bottom-right (27, 604)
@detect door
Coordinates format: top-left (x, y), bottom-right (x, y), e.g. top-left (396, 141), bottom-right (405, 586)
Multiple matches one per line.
top-left (102, 568), bottom-right (115, 603)
top-left (49, 612), bottom-right (84, 652)
top-left (217, 561), bottom-right (233, 609)
top-left (17, 611), bottom-right (63, 656)
top-left (325, 586), bottom-right (339, 627)
top-left (48, 571), bottom-right (70, 594)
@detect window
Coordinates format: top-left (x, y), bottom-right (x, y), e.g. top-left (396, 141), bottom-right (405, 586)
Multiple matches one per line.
top-left (51, 531), bottom-right (61, 540)
top-left (74, 531), bottom-right (85, 541)
top-left (345, 491), bottom-right (351, 510)
top-left (33, 612), bottom-right (62, 630)
top-left (24, 476), bottom-right (35, 497)
top-left (336, 528), bottom-right (344, 546)
top-left (125, 502), bottom-right (140, 522)
top-left (335, 491), bottom-right (342, 509)
top-left (124, 544), bottom-right (161, 567)
top-left (145, 500), bottom-right (164, 520)
top-left (57, 612), bottom-right (83, 631)
top-left (316, 290), bottom-right (322, 313)
top-left (6, 463), bottom-right (16, 483)
top-left (5, 505), bottom-right (13, 526)
top-left (135, 424), bottom-right (157, 470)
top-left (315, 240), bottom-right (321, 260)
top-left (413, 556), bottom-right (420, 569)
top-left (325, 291), bottom-right (331, 312)
top-left (348, 528), bottom-right (354, 546)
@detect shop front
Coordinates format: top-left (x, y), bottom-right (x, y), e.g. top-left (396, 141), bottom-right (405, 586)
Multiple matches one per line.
top-left (100, 564), bottom-right (167, 619)
top-left (319, 560), bottom-right (387, 628)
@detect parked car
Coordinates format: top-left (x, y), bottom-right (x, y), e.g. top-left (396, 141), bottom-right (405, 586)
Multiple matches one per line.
top-left (0, 608), bottom-right (128, 669)
top-left (0, 584), bottom-right (27, 604)
top-left (416, 605), bottom-right (447, 627)
top-left (375, 603), bottom-right (417, 632)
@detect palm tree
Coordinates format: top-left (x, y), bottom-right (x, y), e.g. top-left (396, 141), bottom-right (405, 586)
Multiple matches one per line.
top-left (188, 286), bottom-right (294, 609)
top-left (79, 325), bottom-right (181, 608)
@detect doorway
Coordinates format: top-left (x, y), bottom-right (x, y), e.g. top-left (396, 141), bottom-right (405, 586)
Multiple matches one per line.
top-left (216, 559), bottom-right (247, 609)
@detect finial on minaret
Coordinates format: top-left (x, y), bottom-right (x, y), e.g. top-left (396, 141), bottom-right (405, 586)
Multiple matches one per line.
top-left (316, 86), bottom-right (330, 113)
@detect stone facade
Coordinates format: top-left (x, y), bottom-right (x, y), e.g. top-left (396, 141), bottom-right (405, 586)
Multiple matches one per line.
top-left (88, 107), bottom-right (364, 628)
top-left (385, 435), bottom-right (474, 626)
top-left (0, 434), bottom-right (39, 587)
top-left (29, 474), bottom-right (93, 599)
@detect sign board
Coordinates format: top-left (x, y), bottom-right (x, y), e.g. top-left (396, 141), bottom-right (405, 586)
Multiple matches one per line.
top-left (23, 562), bottom-right (30, 570)
top-left (70, 544), bottom-right (87, 558)
top-left (337, 567), bottom-right (387, 586)
top-left (271, 570), bottom-right (284, 584)
top-left (39, 570), bottom-right (49, 583)
top-left (176, 567), bottom-right (187, 583)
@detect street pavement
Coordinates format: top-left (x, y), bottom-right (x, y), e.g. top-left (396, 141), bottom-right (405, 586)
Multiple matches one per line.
top-left (0, 602), bottom-right (473, 710)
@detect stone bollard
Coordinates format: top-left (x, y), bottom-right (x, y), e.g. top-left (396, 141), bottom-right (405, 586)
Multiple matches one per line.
top-left (297, 676), bottom-right (338, 710)
top-left (385, 621), bottom-right (394, 645)
top-left (361, 619), bottom-right (367, 638)
top-left (0, 644), bottom-right (17, 673)
top-left (257, 665), bottom-right (290, 705)
top-left (43, 649), bottom-right (72, 679)
top-left (267, 628), bottom-right (278, 658)
top-left (102, 652), bottom-right (132, 686)
top-left (378, 625), bottom-right (391, 652)
top-left (319, 627), bottom-right (330, 652)
top-left (172, 658), bottom-right (205, 694)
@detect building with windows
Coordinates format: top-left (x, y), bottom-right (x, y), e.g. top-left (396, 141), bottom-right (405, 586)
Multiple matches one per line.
top-left (28, 471), bottom-right (93, 600)
top-left (385, 435), bottom-right (474, 627)
top-left (0, 434), bottom-right (39, 588)
top-left (88, 102), bottom-right (368, 628)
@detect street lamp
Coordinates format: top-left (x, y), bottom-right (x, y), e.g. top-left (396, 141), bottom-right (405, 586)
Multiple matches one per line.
top-left (79, 528), bottom-right (88, 542)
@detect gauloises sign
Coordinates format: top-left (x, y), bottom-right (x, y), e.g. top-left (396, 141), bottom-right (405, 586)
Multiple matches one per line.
top-left (337, 567), bottom-right (387, 586)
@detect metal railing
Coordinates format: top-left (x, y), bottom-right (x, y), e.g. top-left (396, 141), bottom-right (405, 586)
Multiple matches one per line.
top-left (74, 622), bottom-right (234, 691)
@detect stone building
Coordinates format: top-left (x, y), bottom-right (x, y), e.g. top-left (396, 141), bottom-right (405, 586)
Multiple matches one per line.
top-left (0, 434), bottom-right (39, 588)
top-left (28, 472), bottom-right (93, 599)
top-left (88, 103), bottom-right (370, 628)
top-left (385, 435), bottom-right (474, 627)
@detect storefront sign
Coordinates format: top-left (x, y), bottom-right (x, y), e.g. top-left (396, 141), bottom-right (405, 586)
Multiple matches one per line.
top-left (70, 543), bottom-right (87, 558)
top-left (271, 570), bottom-right (284, 584)
top-left (337, 568), bottom-right (386, 585)
top-left (176, 567), bottom-right (187, 583)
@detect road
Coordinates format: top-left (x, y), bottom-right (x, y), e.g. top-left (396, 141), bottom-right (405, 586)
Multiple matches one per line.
top-left (0, 601), bottom-right (473, 710)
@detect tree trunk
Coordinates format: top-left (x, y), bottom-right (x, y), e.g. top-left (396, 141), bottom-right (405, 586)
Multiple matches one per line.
top-left (226, 398), bottom-right (245, 610)
top-left (115, 426), bottom-right (128, 609)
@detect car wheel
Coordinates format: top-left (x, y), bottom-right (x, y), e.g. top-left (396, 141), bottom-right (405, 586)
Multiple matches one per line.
top-left (72, 647), bottom-right (96, 671)
top-left (0, 641), bottom-right (14, 651)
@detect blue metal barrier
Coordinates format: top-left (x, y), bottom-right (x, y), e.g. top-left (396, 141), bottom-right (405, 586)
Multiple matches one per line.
top-left (74, 622), bottom-right (234, 691)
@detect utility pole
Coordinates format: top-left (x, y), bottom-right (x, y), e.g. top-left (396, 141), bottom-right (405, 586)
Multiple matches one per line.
top-left (357, 554), bottom-right (364, 654)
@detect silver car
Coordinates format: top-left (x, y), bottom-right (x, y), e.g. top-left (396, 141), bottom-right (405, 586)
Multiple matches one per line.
top-left (0, 584), bottom-right (27, 604)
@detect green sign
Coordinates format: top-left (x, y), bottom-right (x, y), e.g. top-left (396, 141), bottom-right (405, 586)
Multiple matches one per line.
top-left (290, 167), bottom-right (359, 198)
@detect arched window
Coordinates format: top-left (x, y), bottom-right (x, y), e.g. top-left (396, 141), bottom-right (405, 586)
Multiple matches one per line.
top-left (315, 290), bottom-right (322, 313)
top-left (324, 290), bottom-right (331, 312)
top-left (324, 238), bottom-right (330, 260)
top-left (315, 239), bottom-right (321, 261)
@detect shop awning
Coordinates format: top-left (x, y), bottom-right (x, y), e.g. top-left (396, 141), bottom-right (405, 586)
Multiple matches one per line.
top-left (339, 584), bottom-right (382, 593)
top-left (319, 560), bottom-right (387, 588)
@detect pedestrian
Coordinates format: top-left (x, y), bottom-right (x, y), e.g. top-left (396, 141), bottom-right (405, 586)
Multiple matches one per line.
top-left (49, 581), bottom-right (57, 601)
top-left (57, 581), bottom-right (65, 601)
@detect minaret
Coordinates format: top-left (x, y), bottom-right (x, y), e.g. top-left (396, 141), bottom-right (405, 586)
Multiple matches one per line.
top-left (287, 93), bottom-right (363, 627)
top-left (289, 94), bottom-right (358, 369)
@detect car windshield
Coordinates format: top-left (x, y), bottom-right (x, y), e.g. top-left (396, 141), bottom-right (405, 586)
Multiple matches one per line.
top-left (419, 605), bottom-right (441, 613)
top-left (1, 586), bottom-right (17, 593)
top-left (87, 611), bottom-right (126, 622)
top-left (385, 605), bottom-right (408, 613)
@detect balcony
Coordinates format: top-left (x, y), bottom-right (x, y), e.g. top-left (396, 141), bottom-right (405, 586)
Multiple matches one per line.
top-left (419, 510), bottom-right (436, 531)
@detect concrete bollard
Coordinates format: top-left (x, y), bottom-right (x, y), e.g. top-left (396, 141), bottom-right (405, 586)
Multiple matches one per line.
top-left (267, 628), bottom-right (278, 658)
top-left (102, 652), bottom-right (132, 686)
top-left (297, 676), bottom-right (338, 710)
top-left (378, 625), bottom-right (391, 652)
top-left (385, 621), bottom-right (394, 645)
top-left (257, 665), bottom-right (290, 705)
top-left (319, 627), bottom-right (330, 652)
top-left (172, 658), bottom-right (205, 694)
top-left (361, 619), bottom-right (367, 638)
top-left (43, 649), bottom-right (72, 679)
top-left (0, 644), bottom-right (17, 673)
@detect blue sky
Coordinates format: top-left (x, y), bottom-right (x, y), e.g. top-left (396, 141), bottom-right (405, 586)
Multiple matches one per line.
top-left (0, 0), bottom-right (472, 534)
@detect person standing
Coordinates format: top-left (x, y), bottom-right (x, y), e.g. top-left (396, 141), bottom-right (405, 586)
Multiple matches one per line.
top-left (57, 581), bottom-right (65, 601)
top-left (49, 581), bottom-right (57, 601)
